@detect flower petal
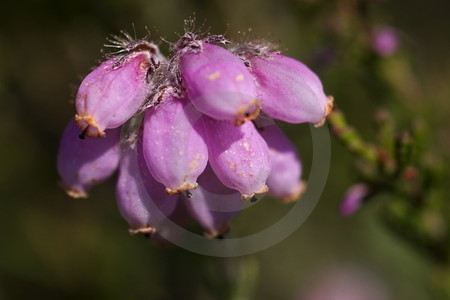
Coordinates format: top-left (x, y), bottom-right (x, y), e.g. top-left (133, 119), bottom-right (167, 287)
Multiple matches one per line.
top-left (116, 147), bottom-right (154, 234)
top-left (340, 184), bottom-right (370, 217)
top-left (180, 43), bottom-right (260, 125)
top-left (202, 117), bottom-right (271, 200)
top-left (117, 140), bottom-right (179, 235)
top-left (183, 165), bottom-right (243, 238)
top-left (57, 120), bottom-right (121, 198)
top-left (142, 91), bottom-right (208, 194)
top-left (372, 27), bottom-right (399, 57)
top-left (75, 52), bottom-right (155, 137)
top-left (248, 53), bottom-right (332, 125)
top-left (257, 121), bottom-right (304, 203)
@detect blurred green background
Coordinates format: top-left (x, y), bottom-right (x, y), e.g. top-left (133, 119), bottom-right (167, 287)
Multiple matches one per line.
top-left (1, 0), bottom-right (449, 299)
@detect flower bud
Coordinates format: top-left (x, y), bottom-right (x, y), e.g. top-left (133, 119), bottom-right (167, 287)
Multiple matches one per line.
top-left (202, 117), bottom-right (271, 200)
top-left (372, 27), bottom-right (399, 57)
top-left (257, 121), bottom-right (304, 203)
top-left (75, 52), bottom-right (156, 137)
top-left (141, 91), bottom-right (208, 195)
top-left (183, 165), bottom-right (243, 238)
top-left (247, 52), bottom-right (332, 126)
top-left (340, 184), bottom-right (371, 217)
top-left (116, 145), bottom-right (178, 235)
top-left (180, 43), bottom-right (260, 125)
top-left (57, 120), bottom-right (121, 198)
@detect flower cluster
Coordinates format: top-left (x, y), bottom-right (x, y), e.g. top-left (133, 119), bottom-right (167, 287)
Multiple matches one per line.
top-left (57, 29), bottom-right (333, 238)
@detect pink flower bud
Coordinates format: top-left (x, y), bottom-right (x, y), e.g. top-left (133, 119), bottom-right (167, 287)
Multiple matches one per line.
top-left (75, 52), bottom-right (156, 137)
top-left (372, 27), bottom-right (399, 57)
top-left (141, 90), bottom-right (208, 195)
top-left (57, 120), bottom-right (121, 198)
top-left (257, 121), bottom-right (304, 203)
top-left (202, 116), bottom-right (271, 200)
top-left (116, 145), bottom-right (178, 235)
top-left (247, 52), bottom-right (333, 126)
top-left (183, 165), bottom-right (243, 238)
top-left (340, 184), bottom-right (371, 217)
top-left (180, 43), bottom-right (260, 125)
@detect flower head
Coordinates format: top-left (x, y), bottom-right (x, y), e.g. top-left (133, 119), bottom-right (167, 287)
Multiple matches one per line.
top-left (58, 27), bottom-right (333, 240)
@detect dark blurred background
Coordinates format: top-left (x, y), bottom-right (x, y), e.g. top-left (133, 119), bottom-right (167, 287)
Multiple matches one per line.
top-left (1, 0), bottom-right (449, 299)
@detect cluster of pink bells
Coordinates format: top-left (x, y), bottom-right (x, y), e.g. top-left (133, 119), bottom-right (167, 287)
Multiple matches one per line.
top-left (57, 31), bottom-right (333, 238)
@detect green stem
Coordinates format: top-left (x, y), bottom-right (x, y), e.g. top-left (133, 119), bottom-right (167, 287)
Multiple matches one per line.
top-left (328, 109), bottom-right (378, 164)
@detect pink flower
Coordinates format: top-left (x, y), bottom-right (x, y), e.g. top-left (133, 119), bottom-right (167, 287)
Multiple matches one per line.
top-left (234, 42), bottom-right (333, 126)
top-left (183, 165), bottom-right (242, 238)
top-left (58, 31), bottom-right (333, 239)
top-left (116, 145), bottom-right (178, 235)
top-left (176, 37), bottom-right (260, 125)
top-left (141, 89), bottom-right (208, 195)
top-left (57, 120), bottom-right (121, 198)
top-left (202, 116), bottom-right (271, 200)
top-left (256, 120), bottom-right (304, 202)
top-left (75, 41), bottom-right (161, 137)
top-left (372, 27), bottom-right (399, 57)
top-left (340, 184), bottom-right (371, 216)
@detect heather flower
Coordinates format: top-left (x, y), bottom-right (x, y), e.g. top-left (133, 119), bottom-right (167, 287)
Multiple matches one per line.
top-left (340, 184), bottom-right (371, 216)
top-left (202, 116), bottom-right (271, 200)
top-left (235, 42), bottom-right (333, 126)
top-left (183, 165), bottom-right (242, 238)
top-left (372, 27), bottom-right (399, 57)
top-left (57, 120), bottom-right (121, 198)
top-left (75, 39), bottom-right (161, 137)
top-left (256, 120), bottom-right (304, 203)
top-left (175, 36), bottom-right (260, 125)
top-left (136, 137), bottom-right (180, 208)
top-left (141, 88), bottom-right (208, 195)
top-left (117, 144), bottom-right (178, 235)
top-left (58, 28), bottom-right (334, 240)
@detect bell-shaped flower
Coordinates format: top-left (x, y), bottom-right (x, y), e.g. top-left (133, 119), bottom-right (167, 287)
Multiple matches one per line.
top-left (116, 145), bottom-right (178, 235)
top-left (75, 51), bottom-right (157, 137)
top-left (141, 90), bottom-right (208, 195)
top-left (57, 120), bottom-right (121, 198)
top-left (257, 121), bottom-right (304, 202)
top-left (372, 27), bottom-right (399, 57)
top-left (246, 51), bottom-right (333, 126)
top-left (340, 183), bottom-right (371, 217)
top-left (202, 116), bottom-right (271, 200)
top-left (179, 43), bottom-right (260, 125)
top-left (183, 165), bottom-right (243, 238)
